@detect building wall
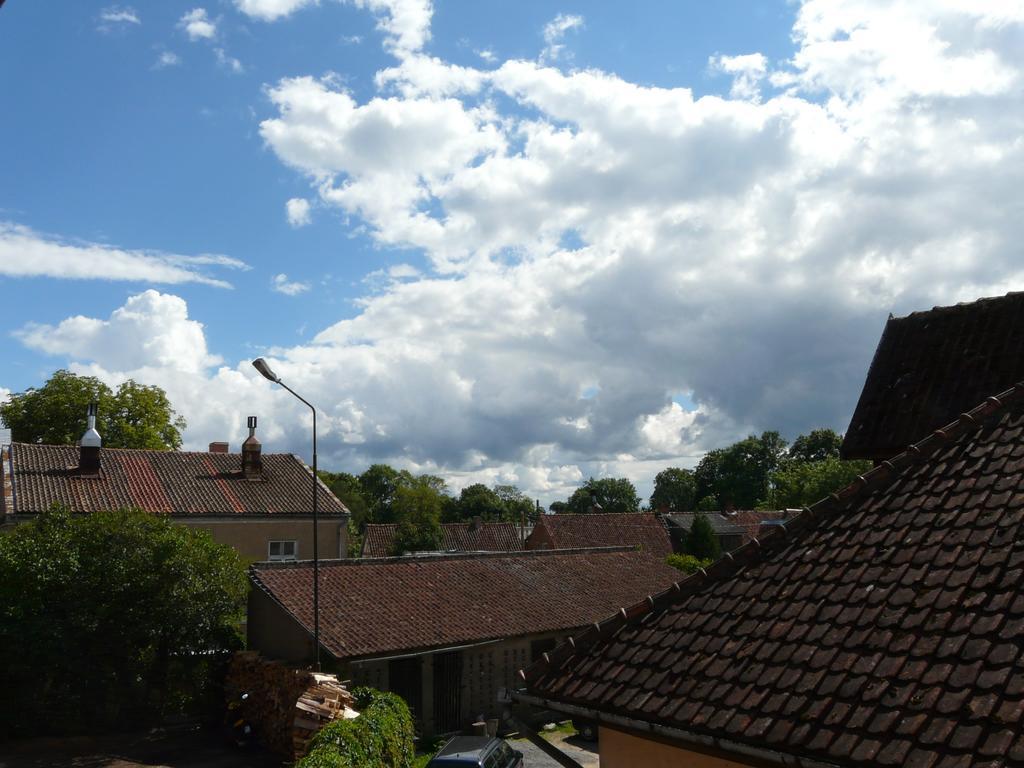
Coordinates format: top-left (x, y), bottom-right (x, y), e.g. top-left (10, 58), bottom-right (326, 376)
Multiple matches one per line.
top-left (346, 631), bottom-right (568, 736)
top-left (247, 585), bottom-right (315, 663)
top-left (177, 517), bottom-right (347, 561)
top-left (599, 726), bottom-right (754, 768)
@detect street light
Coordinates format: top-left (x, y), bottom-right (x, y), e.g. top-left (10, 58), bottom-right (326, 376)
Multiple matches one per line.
top-left (252, 357), bottom-right (321, 671)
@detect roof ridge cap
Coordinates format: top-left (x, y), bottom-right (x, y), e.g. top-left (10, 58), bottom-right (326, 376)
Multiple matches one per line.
top-left (254, 544), bottom-right (640, 569)
top-left (520, 382), bottom-right (1024, 685)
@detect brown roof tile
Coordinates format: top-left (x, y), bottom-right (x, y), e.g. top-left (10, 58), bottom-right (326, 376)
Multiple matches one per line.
top-left (524, 382), bottom-right (1024, 767)
top-left (842, 292), bottom-right (1024, 460)
top-left (250, 547), bottom-right (681, 661)
top-left (7, 442), bottom-right (348, 517)
top-left (361, 521), bottom-right (523, 557)
top-left (526, 512), bottom-right (672, 557)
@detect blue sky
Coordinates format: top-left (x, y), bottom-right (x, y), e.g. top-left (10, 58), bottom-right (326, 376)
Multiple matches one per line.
top-left (1, 1), bottom-right (1022, 503)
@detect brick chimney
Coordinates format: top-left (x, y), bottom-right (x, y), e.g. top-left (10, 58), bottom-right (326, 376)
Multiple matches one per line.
top-left (79, 402), bottom-right (101, 476)
top-left (241, 416), bottom-right (262, 479)
top-left (209, 442), bottom-right (229, 453)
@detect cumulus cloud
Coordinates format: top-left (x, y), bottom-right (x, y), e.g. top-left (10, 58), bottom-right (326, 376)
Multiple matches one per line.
top-left (97, 6), bottom-right (140, 31)
top-left (0, 222), bottom-right (246, 288)
top-left (271, 273), bottom-right (311, 295)
top-left (154, 51), bottom-right (181, 69)
top-left (14, 1), bottom-right (1024, 504)
top-left (541, 13), bottom-right (583, 62)
top-left (215, 47), bottom-right (244, 73)
top-left (179, 8), bottom-right (217, 41)
top-left (286, 197), bottom-right (312, 227)
top-left (234, 0), bottom-right (318, 21)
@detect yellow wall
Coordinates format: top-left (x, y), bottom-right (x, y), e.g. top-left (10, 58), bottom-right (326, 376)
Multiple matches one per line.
top-left (599, 726), bottom-right (754, 768)
top-left (178, 517), bottom-right (347, 561)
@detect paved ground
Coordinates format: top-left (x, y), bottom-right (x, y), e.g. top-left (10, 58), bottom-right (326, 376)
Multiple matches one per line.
top-left (509, 734), bottom-right (599, 768)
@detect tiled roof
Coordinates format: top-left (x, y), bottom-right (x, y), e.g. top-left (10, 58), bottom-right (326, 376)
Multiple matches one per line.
top-left (665, 510), bottom-right (796, 539)
top-left (7, 442), bottom-right (348, 517)
top-left (361, 521), bottom-right (523, 557)
top-left (251, 548), bottom-right (681, 661)
top-left (527, 512), bottom-right (672, 557)
top-left (842, 292), bottom-right (1024, 460)
top-left (524, 383), bottom-right (1024, 768)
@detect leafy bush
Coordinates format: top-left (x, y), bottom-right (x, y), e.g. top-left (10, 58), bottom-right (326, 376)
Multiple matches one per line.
top-left (297, 687), bottom-right (415, 768)
top-left (686, 512), bottom-right (722, 560)
top-left (0, 506), bottom-right (247, 737)
top-left (665, 553), bottom-right (713, 575)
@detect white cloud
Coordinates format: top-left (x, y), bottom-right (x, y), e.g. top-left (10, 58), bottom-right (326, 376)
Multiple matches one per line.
top-left (0, 222), bottom-right (246, 288)
top-left (711, 52), bottom-right (768, 101)
top-left (475, 48), bottom-right (496, 64)
top-left (14, 1), bottom-right (1024, 505)
top-left (154, 51), bottom-right (181, 69)
top-left (286, 197), bottom-right (312, 227)
top-left (234, 0), bottom-right (318, 21)
top-left (351, 0), bottom-right (433, 55)
top-left (179, 8), bottom-right (217, 41)
top-left (541, 13), bottom-right (583, 62)
top-left (272, 273), bottom-right (311, 295)
top-left (98, 6), bottom-right (140, 30)
top-left (215, 47), bottom-right (244, 73)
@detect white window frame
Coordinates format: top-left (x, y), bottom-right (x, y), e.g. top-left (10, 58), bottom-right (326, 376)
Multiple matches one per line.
top-left (268, 540), bottom-right (298, 561)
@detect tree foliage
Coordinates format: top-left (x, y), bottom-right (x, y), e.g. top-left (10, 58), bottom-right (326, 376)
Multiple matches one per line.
top-left (787, 428), bottom-right (843, 463)
top-left (563, 476), bottom-right (641, 514)
top-left (686, 512), bottom-right (722, 560)
top-left (0, 506), bottom-right (247, 737)
top-left (665, 553), bottom-right (713, 575)
top-left (391, 481), bottom-right (443, 555)
top-left (297, 687), bottom-right (415, 768)
top-left (771, 456), bottom-right (872, 508)
top-left (0, 369), bottom-right (186, 450)
top-left (649, 467), bottom-right (697, 511)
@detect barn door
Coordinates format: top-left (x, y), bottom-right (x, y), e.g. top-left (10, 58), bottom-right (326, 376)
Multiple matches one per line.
top-left (433, 650), bottom-right (463, 734)
top-left (388, 657), bottom-right (423, 721)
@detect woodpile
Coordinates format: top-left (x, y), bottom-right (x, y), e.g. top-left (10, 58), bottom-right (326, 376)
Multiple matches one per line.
top-left (225, 651), bottom-right (357, 759)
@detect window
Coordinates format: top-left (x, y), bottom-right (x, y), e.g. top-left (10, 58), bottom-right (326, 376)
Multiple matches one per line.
top-left (268, 540), bottom-right (297, 561)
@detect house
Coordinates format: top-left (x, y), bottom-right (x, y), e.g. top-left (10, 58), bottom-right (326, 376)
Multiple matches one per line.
top-left (0, 412), bottom-right (350, 561)
top-left (516, 382), bottom-right (1024, 767)
top-left (361, 520), bottom-right (523, 557)
top-left (525, 512), bottom-right (672, 558)
top-left (248, 547), bottom-right (680, 735)
top-left (663, 510), bottom-right (798, 554)
top-left (842, 291), bottom-right (1024, 461)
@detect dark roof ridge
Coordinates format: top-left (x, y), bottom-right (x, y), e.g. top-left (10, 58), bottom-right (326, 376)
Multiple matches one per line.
top-left (252, 544), bottom-right (638, 569)
top-left (540, 511), bottom-right (658, 519)
top-left (520, 380), bottom-right (1024, 685)
top-left (10, 441), bottom-right (302, 459)
top-left (895, 289), bottom-right (1024, 320)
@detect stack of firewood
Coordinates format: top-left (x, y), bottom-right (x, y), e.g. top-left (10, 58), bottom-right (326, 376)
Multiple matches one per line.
top-left (225, 651), bottom-right (357, 759)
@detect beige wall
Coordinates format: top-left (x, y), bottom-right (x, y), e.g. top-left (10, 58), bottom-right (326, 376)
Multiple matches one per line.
top-left (600, 726), bottom-right (754, 768)
top-left (247, 584), bottom-right (316, 663)
top-left (178, 517), bottom-right (347, 562)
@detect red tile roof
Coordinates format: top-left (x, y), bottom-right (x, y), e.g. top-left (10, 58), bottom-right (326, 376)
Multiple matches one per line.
top-left (361, 521), bottom-right (523, 557)
top-left (250, 548), bottom-right (681, 661)
top-left (7, 442), bottom-right (348, 517)
top-left (842, 292), bottom-right (1024, 460)
top-left (524, 383), bottom-right (1024, 768)
top-left (526, 512), bottom-right (672, 557)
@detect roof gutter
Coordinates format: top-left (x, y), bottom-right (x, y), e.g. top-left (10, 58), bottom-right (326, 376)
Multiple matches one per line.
top-left (511, 692), bottom-right (842, 768)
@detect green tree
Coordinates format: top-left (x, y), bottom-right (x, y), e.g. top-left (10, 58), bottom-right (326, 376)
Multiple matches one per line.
top-left (453, 483), bottom-right (505, 521)
top-left (649, 467), bottom-right (697, 511)
top-left (686, 512), bottom-right (722, 561)
top-left (0, 506), bottom-right (246, 736)
top-left (321, 471), bottom-right (370, 528)
top-left (693, 449), bottom-right (725, 508)
top-left (495, 484), bottom-right (537, 524)
top-left (770, 456), bottom-right (872, 508)
top-left (564, 477), bottom-right (641, 514)
top-left (391, 481), bottom-right (443, 555)
top-left (787, 429), bottom-right (844, 463)
top-left (0, 369), bottom-right (186, 450)
top-left (297, 687), bottom-right (415, 768)
top-left (665, 553), bottom-right (712, 575)
top-left (358, 464), bottom-right (415, 524)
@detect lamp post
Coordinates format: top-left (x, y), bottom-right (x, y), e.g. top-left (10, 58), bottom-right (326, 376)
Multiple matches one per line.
top-left (252, 357), bottom-right (321, 671)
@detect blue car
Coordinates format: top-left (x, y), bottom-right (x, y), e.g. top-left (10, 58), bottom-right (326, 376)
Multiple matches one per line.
top-left (426, 736), bottom-right (524, 768)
